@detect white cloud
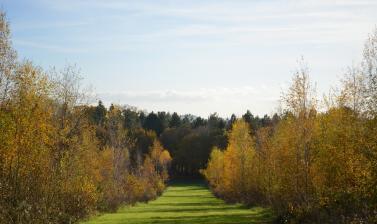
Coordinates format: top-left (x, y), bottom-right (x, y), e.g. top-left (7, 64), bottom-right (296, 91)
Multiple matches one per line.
top-left (96, 86), bottom-right (281, 117)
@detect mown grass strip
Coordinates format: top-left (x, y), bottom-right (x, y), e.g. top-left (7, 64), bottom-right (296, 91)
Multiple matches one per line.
top-left (81, 180), bottom-right (274, 224)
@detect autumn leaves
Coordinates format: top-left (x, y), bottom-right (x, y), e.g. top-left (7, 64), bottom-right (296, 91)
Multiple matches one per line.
top-left (203, 29), bottom-right (377, 223)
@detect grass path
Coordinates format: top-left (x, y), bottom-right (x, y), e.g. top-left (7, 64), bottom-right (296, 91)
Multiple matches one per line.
top-left (81, 180), bottom-right (274, 224)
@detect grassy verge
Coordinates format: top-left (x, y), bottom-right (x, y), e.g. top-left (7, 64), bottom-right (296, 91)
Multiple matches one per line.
top-left (81, 180), bottom-right (274, 224)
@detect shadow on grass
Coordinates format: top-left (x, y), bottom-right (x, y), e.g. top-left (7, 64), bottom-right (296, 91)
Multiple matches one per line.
top-left (150, 202), bottom-right (224, 207)
top-left (148, 212), bottom-right (274, 224)
top-left (124, 205), bottom-right (251, 214)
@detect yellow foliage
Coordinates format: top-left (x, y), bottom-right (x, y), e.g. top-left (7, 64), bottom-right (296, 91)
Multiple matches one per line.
top-left (204, 119), bottom-right (256, 202)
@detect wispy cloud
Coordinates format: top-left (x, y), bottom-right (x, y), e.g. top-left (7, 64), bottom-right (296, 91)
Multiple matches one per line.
top-left (13, 21), bottom-right (91, 31)
top-left (14, 40), bottom-right (88, 53)
top-left (37, 0), bottom-right (377, 22)
top-left (17, 0), bottom-right (376, 53)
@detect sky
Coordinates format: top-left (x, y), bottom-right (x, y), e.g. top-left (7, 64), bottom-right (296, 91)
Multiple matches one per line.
top-left (3, 0), bottom-right (377, 117)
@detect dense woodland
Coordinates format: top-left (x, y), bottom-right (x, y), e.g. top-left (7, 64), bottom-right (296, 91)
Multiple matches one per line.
top-left (1, 10), bottom-right (377, 224)
top-left (115, 105), bottom-right (276, 177)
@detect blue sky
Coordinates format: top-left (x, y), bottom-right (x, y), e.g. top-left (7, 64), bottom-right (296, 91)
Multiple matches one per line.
top-left (3, 0), bottom-right (377, 117)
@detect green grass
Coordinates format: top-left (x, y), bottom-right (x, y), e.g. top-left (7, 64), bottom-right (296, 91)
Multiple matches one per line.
top-left (81, 180), bottom-right (274, 224)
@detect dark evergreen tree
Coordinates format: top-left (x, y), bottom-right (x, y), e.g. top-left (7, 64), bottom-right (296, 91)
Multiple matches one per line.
top-left (228, 114), bottom-right (237, 130)
top-left (123, 108), bottom-right (141, 130)
top-left (192, 116), bottom-right (206, 128)
top-left (169, 112), bottom-right (181, 128)
top-left (94, 100), bottom-right (107, 126)
top-left (143, 112), bottom-right (164, 135)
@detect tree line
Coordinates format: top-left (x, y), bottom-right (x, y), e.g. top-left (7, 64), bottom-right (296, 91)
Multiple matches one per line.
top-left (203, 29), bottom-right (377, 223)
top-left (103, 103), bottom-right (276, 177)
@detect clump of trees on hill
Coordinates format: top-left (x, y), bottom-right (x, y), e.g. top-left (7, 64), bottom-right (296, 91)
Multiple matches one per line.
top-left (203, 29), bottom-right (377, 223)
top-left (0, 12), bottom-right (171, 223)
